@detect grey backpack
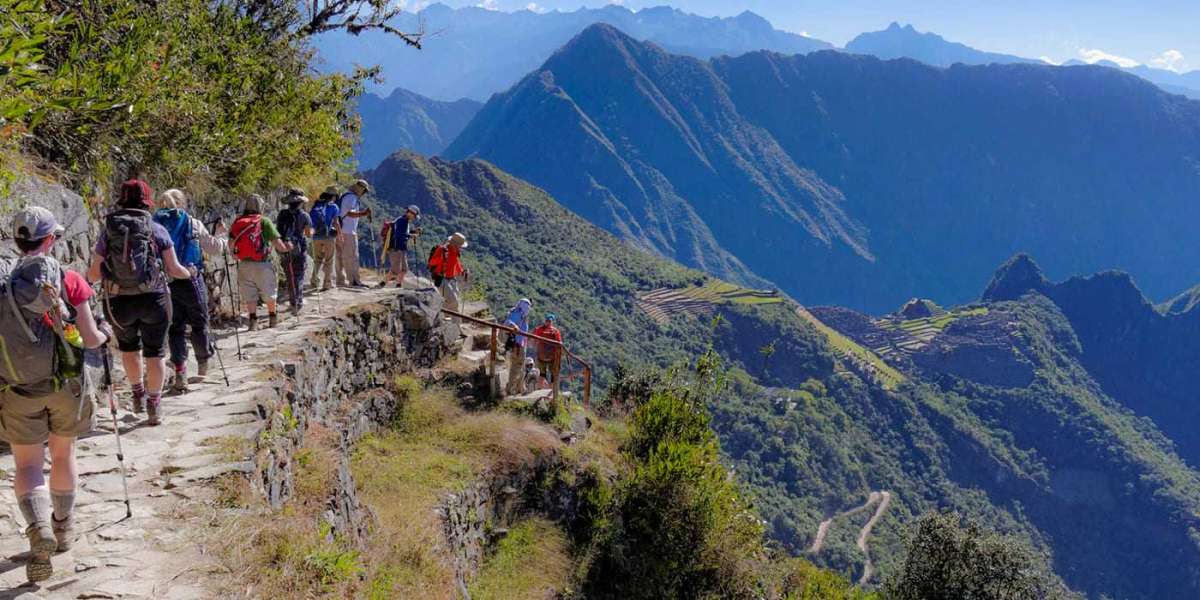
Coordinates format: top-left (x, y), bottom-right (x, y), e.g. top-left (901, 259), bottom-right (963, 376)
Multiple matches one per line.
top-left (0, 256), bottom-right (69, 387)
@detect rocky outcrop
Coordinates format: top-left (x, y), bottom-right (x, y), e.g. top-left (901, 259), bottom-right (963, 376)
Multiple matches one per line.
top-left (253, 288), bottom-right (459, 544)
top-left (2, 173), bottom-right (94, 268)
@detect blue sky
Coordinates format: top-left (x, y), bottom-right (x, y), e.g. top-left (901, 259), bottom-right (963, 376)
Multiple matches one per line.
top-left (419, 0), bottom-right (1199, 73)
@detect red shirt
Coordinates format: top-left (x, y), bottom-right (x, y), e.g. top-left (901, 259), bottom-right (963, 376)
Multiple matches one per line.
top-left (532, 323), bottom-right (562, 360)
top-left (442, 245), bottom-right (465, 279)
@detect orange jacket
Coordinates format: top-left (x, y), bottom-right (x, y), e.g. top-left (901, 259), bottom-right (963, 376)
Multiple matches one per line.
top-left (430, 244), bottom-right (465, 279)
top-left (532, 323), bottom-right (563, 360)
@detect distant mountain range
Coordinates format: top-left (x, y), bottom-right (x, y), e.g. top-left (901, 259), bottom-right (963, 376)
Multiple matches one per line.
top-left (446, 24), bottom-right (1200, 312)
top-left (353, 88), bottom-right (481, 169)
top-left (316, 3), bottom-right (831, 101)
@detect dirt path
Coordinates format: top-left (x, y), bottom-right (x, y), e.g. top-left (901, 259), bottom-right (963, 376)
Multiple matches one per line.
top-left (0, 279), bottom-right (401, 599)
top-left (808, 492), bottom-right (880, 553)
top-left (855, 491), bottom-right (892, 586)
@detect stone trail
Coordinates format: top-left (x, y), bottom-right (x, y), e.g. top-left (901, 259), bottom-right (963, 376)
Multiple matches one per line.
top-left (0, 277), bottom-right (406, 599)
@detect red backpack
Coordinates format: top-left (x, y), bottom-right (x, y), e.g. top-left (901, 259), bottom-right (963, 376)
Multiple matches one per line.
top-left (230, 215), bottom-right (268, 261)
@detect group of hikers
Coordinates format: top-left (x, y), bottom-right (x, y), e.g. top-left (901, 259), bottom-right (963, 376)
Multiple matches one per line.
top-left (0, 176), bottom-right (569, 584)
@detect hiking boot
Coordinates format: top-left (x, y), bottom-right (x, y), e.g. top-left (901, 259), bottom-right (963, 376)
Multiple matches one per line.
top-left (131, 394), bottom-right (145, 414)
top-left (171, 368), bottom-right (188, 394)
top-left (377, 280), bottom-right (388, 288)
top-left (52, 515), bottom-right (75, 552)
top-left (196, 359), bottom-right (209, 377)
top-left (248, 315), bottom-right (258, 331)
top-left (25, 523), bottom-right (56, 582)
top-left (146, 397), bottom-right (162, 426)
top-left (268, 313), bottom-right (279, 328)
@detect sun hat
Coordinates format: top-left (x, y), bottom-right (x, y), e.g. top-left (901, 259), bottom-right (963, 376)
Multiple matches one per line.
top-left (12, 206), bottom-right (64, 241)
top-left (285, 194), bottom-right (307, 206)
top-left (448, 232), bottom-right (468, 248)
top-left (353, 179), bottom-right (371, 194)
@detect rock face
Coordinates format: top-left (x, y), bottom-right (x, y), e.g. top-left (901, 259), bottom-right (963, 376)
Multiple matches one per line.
top-left (254, 288), bottom-right (458, 543)
top-left (1, 174), bottom-right (94, 268)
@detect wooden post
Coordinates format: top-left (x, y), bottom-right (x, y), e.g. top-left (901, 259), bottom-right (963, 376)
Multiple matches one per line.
top-left (583, 367), bottom-right (591, 410)
top-left (489, 328), bottom-right (498, 375)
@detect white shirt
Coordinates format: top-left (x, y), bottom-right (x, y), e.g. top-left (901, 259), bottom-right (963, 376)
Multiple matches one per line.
top-left (339, 192), bottom-right (361, 235)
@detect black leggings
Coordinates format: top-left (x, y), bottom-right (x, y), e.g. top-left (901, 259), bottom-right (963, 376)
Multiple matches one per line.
top-left (168, 272), bottom-right (211, 367)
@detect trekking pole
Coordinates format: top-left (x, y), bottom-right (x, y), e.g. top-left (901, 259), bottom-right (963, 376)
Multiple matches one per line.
top-left (221, 246), bottom-right (244, 360)
top-left (285, 252), bottom-right (299, 323)
top-left (210, 340), bottom-right (230, 387)
top-left (101, 345), bottom-right (133, 520)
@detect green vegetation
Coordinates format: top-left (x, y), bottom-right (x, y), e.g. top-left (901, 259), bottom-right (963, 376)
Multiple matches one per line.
top-left (469, 518), bottom-right (573, 600)
top-left (883, 307), bottom-right (989, 337)
top-left (795, 307), bottom-right (905, 390)
top-left (1, 0), bottom-right (418, 200)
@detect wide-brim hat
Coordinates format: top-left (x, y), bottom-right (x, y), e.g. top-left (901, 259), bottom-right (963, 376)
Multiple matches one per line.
top-left (285, 194), bottom-right (308, 206)
top-left (448, 232), bottom-right (468, 248)
top-left (354, 179), bottom-right (371, 194)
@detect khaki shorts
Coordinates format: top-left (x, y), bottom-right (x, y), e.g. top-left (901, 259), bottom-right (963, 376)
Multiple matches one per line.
top-left (0, 379), bottom-right (94, 445)
top-left (238, 260), bottom-right (277, 304)
top-left (388, 250), bottom-right (410, 276)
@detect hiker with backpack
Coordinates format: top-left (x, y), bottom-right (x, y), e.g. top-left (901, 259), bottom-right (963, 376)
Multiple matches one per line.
top-left (87, 179), bottom-right (194, 426)
top-left (379, 205), bottom-right (421, 288)
top-left (155, 189), bottom-right (228, 394)
top-left (502, 298), bottom-right (532, 396)
top-left (229, 194), bottom-right (294, 330)
top-left (427, 232), bottom-right (470, 319)
top-left (309, 186), bottom-right (341, 291)
top-left (276, 190), bottom-right (313, 314)
top-left (3, 206), bottom-right (112, 583)
top-left (335, 179), bottom-right (373, 288)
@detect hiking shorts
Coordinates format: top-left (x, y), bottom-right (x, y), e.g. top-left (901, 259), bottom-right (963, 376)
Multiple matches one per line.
top-left (238, 260), bottom-right (277, 304)
top-left (388, 250), bottom-right (409, 276)
top-left (108, 291), bottom-right (171, 358)
top-left (0, 379), bottom-right (94, 445)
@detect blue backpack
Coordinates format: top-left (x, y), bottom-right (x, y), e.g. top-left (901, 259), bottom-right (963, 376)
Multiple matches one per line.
top-left (153, 208), bottom-right (202, 267)
top-left (309, 200), bottom-right (339, 239)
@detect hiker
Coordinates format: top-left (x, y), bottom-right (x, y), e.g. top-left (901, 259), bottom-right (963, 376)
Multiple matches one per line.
top-left (276, 189), bottom-right (313, 314)
top-left (523, 357), bottom-right (541, 393)
top-left (154, 189), bottom-right (227, 394)
top-left (428, 232), bottom-right (469, 318)
top-left (335, 179), bottom-right (372, 288)
top-left (532, 313), bottom-right (563, 393)
top-left (87, 179), bottom-right (193, 426)
top-left (503, 298), bottom-right (532, 396)
top-left (309, 186), bottom-right (341, 291)
top-left (229, 194), bottom-right (293, 330)
top-left (2, 207), bottom-right (111, 582)
top-left (380, 205), bottom-right (421, 288)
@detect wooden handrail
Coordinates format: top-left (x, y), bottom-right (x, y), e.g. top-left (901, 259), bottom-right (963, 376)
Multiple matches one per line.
top-left (439, 307), bottom-right (591, 407)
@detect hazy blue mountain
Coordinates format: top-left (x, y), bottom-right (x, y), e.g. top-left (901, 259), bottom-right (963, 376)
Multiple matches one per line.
top-left (845, 22), bottom-right (1034, 67)
top-left (314, 3), bottom-right (831, 101)
top-left (446, 24), bottom-right (1200, 313)
top-left (353, 88), bottom-right (482, 169)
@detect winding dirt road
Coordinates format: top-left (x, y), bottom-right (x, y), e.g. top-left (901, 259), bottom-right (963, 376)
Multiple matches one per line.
top-left (807, 490), bottom-right (894, 586)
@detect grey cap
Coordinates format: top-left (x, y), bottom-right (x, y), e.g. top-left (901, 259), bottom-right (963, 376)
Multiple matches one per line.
top-left (12, 206), bottom-right (64, 241)
top-left (406, 205), bottom-right (421, 216)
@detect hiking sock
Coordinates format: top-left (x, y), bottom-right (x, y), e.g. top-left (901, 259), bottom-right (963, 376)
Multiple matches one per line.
top-left (18, 491), bottom-right (52, 529)
top-left (50, 490), bottom-right (75, 522)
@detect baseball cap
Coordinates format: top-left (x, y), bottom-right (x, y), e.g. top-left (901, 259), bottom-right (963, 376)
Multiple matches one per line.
top-left (12, 206), bottom-right (64, 241)
top-left (119, 179), bottom-right (154, 208)
top-left (406, 205), bottom-right (421, 216)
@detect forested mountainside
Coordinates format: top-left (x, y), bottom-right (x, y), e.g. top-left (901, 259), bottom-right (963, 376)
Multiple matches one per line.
top-left (353, 88), bottom-right (481, 169)
top-left (445, 24), bottom-right (1200, 313)
top-left (314, 3), bottom-right (831, 101)
top-left (366, 151), bottom-right (1200, 598)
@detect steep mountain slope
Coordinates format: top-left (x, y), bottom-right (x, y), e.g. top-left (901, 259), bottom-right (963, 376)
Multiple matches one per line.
top-left (314, 4), bottom-right (831, 100)
top-left (353, 88), bottom-right (482, 169)
top-left (845, 22), bottom-right (1033, 67)
top-left (447, 24), bottom-right (1200, 312)
top-left (365, 151), bottom-right (1200, 598)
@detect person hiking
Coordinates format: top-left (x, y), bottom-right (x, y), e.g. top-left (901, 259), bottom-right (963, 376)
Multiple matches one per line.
top-left (335, 179), bottom-right (373, 288)
top-left (309, 186), bottom-right (341, 291)
top-left (532, 313), bottom-right (563, 393)
top-left (276, 189), bottom-right (313, 315)
top-left (87, 179), bottom-right (193, 426)
top-left (229, 194), bottom-right (293, 330)
top-left (502, 298), bottom-right (532, 396)
top-left (154, 189), bottom-right (227, 394)
top-left (427, 232), bottom-right (469, 319)
top-left (2, 206), bottom-right (112, 583)
top-left (379, 205), bottom-right (420, 288)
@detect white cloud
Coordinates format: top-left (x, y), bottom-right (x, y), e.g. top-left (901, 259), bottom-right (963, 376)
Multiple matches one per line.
top-left (475, 0), bottom-right (498, 10)
top-left (1149, 49), bottom-right (1187, 73)
top-left (800, 30), bottom-right (811, 38)
top-left (1040, 56), bottom-right (1062, 66)
top-left (1078, 48), bottom-right (1140, 68)
top-left (525, 2), bottom-right (542, 11)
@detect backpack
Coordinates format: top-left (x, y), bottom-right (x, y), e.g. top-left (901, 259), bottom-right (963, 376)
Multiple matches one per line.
top-left (427, 244), bottom-right (448, 286)
top-left (153, 208), bottom-right (202, 267)
top-left (230, 215), bottom-right (269, 261)
top-left (102, 209), bottom-right (166, 295)
top-left (310, 201), bottom-right (337, 238)
top-left (0, 256), bottom-right (75, 387)
top-left (276, 207), bottom-right (307, 252)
